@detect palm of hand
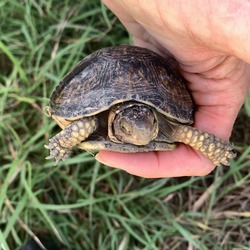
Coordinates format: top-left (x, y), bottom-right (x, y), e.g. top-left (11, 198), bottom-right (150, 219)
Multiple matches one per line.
top-left (96, 0), bottom-right (250, 177)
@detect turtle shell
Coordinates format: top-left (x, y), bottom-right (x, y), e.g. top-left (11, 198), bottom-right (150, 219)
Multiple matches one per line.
top-left (49, 45), bottom-right (194, 124)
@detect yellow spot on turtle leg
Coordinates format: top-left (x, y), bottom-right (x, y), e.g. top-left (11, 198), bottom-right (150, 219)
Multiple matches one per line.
top-left (78, 121), bottom-right (84, 128)
top-left (72, 124), bottom-right (79, 131)
top-left (85, 122), bottom-right (90, 130)
top-left (186, 130), bottom-right (193, 139)
top-left (174, 125), bottom-right (235, 166)
top-left (71, 131), bottom-right (80, 138)
top-left (91, 119), bottom-right (96, 127)
top-left (79, 129), bottom-right (86, 136)
top-left (208, 143), bottom-right (215, 153)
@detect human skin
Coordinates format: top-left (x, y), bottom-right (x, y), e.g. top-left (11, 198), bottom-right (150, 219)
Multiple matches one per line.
top-left (96, 0), bottom-right (250, 178)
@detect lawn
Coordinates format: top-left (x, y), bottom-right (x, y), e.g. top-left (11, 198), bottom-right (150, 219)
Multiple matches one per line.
top-left (0, 0), bottom-right (250, 249)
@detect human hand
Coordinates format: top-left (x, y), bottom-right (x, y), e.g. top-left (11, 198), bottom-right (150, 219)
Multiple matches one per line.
top-left (96, 0), bottom-right (250, 177)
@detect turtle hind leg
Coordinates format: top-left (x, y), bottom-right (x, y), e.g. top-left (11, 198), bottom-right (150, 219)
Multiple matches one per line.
top-left (45, 117), bottom-right (98, 165)
top-left (174, 125), bottom-right (236, 166)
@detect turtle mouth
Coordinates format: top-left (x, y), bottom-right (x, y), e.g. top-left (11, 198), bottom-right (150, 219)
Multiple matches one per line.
top-left (109, 102), bottom-right (159, 145)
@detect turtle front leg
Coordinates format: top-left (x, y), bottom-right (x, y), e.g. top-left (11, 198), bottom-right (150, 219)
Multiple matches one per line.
top-left (174, 125), bottom-right (236, 166)
top-left (45, 117), bottom-right (98, 165)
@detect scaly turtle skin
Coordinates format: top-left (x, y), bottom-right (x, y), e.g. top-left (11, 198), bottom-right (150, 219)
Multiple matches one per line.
top-left (45, 45), bottom-right (235, 165)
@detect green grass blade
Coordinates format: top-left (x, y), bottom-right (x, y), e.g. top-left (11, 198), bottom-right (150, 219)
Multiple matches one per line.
top-left (0, 40), bottom-right (28, 84)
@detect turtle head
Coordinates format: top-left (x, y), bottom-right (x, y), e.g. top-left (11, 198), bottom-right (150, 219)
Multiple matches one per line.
top-left (109, 103), bottom-right (158, 145)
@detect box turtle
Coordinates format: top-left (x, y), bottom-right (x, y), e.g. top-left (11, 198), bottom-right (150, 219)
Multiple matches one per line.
top-left (45, 45), bottom-right (235, 165)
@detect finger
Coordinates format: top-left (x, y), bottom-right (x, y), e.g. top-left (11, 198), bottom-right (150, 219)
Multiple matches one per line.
top-left (96, 144), bottom-right (215, 178)
top-left (182, 64), bottom-right (249, 140)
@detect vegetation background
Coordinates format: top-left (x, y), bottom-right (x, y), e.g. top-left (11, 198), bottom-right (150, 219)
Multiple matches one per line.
top-left (0, 0), bottom-right (249, 249)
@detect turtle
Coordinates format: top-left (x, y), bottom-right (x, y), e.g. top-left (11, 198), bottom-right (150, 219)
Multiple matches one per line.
top-left (45, 45), bottom-right (235, 166)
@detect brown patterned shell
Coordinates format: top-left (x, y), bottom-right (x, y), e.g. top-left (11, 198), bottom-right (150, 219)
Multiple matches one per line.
top-left (49, 45), bottom-right (194, 124)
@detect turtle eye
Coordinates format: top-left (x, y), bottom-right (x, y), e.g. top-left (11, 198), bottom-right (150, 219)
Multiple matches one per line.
top-left (120, 119), bottom-right (132, 135)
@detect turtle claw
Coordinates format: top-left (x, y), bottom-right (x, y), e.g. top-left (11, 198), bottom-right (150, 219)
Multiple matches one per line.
top-left (45, 138), bottom-right (71, 165)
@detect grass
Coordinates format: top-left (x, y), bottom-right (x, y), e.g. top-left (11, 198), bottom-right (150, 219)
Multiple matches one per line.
top-left (0, 0), bottom-right (249, 249)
